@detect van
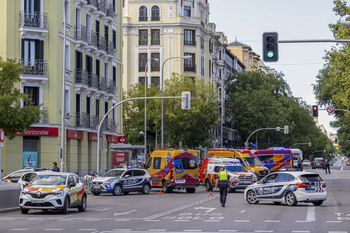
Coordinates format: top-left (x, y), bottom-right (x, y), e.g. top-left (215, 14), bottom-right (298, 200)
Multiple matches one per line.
top-left (252, 149), bottom-right (294, 171)
top-left (205, 149), bottom-right (269, 179)
top-left (200, 157), bottom-right (257, 192)
top-left (146, 149), bottom-right (200, 193)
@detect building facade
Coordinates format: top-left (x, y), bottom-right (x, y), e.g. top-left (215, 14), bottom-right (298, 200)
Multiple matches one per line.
top-left (0, 0), bottom-right (123, 176)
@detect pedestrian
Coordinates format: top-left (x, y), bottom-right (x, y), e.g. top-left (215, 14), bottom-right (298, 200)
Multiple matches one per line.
top-left (324, 158), bottom-right (331, 174)
top-left (297, 158), bottom-right (303, 171)
top-left (53, 162), bottom-right (60, 172)
top-left (216, 167), bottom-right (229, 207)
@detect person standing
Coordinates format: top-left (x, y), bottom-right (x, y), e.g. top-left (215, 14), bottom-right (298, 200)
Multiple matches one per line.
top-left (217, 167), bottom-right (229, 207)
top-left (325, 158), bottom-right (331, 174)
top-left (53, 162), bottom-right (60, 172)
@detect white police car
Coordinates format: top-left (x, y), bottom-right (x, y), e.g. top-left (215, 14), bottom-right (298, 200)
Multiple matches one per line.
top-left (19, 172), bottom-right (87, 214)
top-left (244, 171), bottom-right (327, 206)
top-left (91, 168), bottom-right (152, 196)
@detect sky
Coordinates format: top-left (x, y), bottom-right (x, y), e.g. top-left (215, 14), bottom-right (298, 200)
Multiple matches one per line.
top-left (209, 0), bottom-right (340, 135)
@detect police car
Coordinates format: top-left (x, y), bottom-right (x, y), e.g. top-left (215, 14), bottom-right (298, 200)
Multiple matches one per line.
top-left (91, 168), bottom-right (152, 196)
top-left (19, 172), bottom-right (87, 214)
top-left (244, 171), bottom-right (327, 206)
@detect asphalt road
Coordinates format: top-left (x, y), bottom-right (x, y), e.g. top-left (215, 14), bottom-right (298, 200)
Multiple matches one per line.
top-left (1, 167), bottom-right (350, 233)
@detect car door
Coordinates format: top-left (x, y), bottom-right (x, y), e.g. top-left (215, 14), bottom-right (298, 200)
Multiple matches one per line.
top-left (67, 174), bottom-right (79, 207)
top-left (132, 169), bottom-right (147, 190)
top-left (254, 173), bottom-right (278, 201)
top-left (122, 170), bottom-right (135, 191)
top-left (272, 173), bottom-right (294, 201)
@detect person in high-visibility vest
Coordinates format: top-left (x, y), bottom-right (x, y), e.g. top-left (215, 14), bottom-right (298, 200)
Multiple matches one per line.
top-left (217, 167), bottom-right (229, 207)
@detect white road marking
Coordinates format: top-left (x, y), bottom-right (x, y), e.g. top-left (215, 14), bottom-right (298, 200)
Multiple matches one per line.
top-left (240, 210), bottom-right (246, 214)
top-left (204, 220), bottom-right (220, 222)
top-left (113, 209), bottom-right (137, 216)
top-left (10, 229), bottom-right (28, 231)
top-left (295, 220), bottom-right (311, 223)
top-left (265, 220), bottom-right (280, 223)
top-left (291, 231), bottom-right (310, 233)
top-left (326, 221), bottom-right (342, 223)
top-left (306, 206), bottom-right (316, 222)
top-left (44, 229), bottom-right (63, 231)
top-left (255, 231), bottom-right (273, 233)
top-left (145, 205), bottom-right (192, 220)
top-left (194, 207), bottom-right (216, 212)
top-left (95, 208), bottom-right (109, 211)
top-left (174, 219), bottom-right (190, 222)
top-left (234, 220), bottom-right (250, 223)
top-left (147, 229), bottom-right (167, 231)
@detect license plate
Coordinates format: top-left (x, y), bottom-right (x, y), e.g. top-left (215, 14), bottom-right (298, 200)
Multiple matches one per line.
top-left (32, 199), bottom-right (45, 204)
top-left (175, 179), bottom-right (185, 184)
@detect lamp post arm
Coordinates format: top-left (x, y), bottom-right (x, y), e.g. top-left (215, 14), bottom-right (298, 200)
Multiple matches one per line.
top-left (244, 127), bottom-right (280, 148)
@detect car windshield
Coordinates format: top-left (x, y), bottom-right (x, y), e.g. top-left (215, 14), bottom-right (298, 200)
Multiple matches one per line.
top-left (226, 165), bottom-right (248, 172)
top-left (243, 157), bottom-right (264, 167)
top-left (104, 169), bottom-right (125, 177)
top-left (31, 175), bottom-right (67, 185)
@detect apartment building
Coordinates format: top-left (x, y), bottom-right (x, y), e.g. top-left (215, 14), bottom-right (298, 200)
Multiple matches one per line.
top-left (0, 0), bottom-right (123, 175)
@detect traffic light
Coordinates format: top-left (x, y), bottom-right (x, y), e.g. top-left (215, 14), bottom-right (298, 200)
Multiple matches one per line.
top-left (312, 105), bottom-right (318, 117)
top-left (181, 91), bottom-right (191, 110)
top-left (284, 125), bottom-right (289, 134)
top-left (263, 32), bottom-right (279, 62)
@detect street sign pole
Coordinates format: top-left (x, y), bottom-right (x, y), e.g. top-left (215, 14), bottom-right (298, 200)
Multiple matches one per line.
top-left (0, 129), bottom-right (5, 178)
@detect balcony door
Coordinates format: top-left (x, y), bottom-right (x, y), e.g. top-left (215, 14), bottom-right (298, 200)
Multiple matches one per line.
top-left (24, 0), bottom-right (40, 27)
top-left (21, 39), bottom-right (44, 73)
top-left (24, 0), bottom-right (40, 13)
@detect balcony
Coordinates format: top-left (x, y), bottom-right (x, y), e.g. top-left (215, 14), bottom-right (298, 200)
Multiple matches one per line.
top-left (75, 25), bottom-right (88, 47)
top-left (85, 30), bottom-right (98, 51)
top-left (98, 76), bottom-right (107, 91)
top-left (92, 115), bottom-right (100, 129)
top-left (20, 59), bottom-right (48, 76)
top-left (94, 36), bottom-right (107, 56)
top-left (107, 80), bottom-right (117, 94)
top-left (88, 73), bottom-right (99, 90)
top-left (85, 0), bottom-right (98, 14)
top-left (75, 68), bottom-right (89, 87)
top-left (184, 64), bottom-right (196, 72)
top-left (19, 11), bottom-right (48, 37)
top-left (75, 112), bottom-right (92, 128)
top-left (75, 0), bottom-right (87, 8)
top-left (104, 2), bottom-right (117, 23)
top-left (109, 118), bottom-right (117, 132)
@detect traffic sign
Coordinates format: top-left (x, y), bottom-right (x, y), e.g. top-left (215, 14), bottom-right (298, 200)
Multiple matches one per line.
top-left (326, 106), bottom-right (334, 114)
top-left (0, 129), bottom-right (4, 142)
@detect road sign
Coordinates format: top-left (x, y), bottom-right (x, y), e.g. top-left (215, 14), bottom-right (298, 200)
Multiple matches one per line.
top-left (326, 106), bottom-right (334, 114)
top-left (0, 129), bottom-right (4, 142)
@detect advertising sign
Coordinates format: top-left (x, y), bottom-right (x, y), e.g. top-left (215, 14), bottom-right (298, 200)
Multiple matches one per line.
top-left (112, 152), bottom-right (128, 167)
top-left (23, 152), bottom-right (38, 169)
top-left (17, 127), bottom-right (59, 137)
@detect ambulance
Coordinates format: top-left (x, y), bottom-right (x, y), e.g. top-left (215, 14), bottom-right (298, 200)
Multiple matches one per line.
top-left (200, 157), bottom-right (257, 192)
top-left (203, 149), bottom-right (269, 180)
top-left (253, 149), bottom-right (294, 171)
top-left (146, 149), bottom-right (200, 193)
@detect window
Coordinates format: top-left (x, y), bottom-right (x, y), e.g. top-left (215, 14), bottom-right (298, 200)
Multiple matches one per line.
top-left (153, 157), bottom-right (161, 169)
top-left (151, 6), bottom-right (160, 21)
top-left (95, 99), bottom-right (100, 118)
top-left (139, 29), bottom-right (148, 45)
top-left (151, 29), bottom-right (160, 45)
top-left (184, 53), bottom-right (195, 72)
top-left (76, 93), bottom-right (81, 126)
top-left (184, 6), bottom-right (191, 17)
top-left (139, 53), bottom-right (147, 71)
top-left (184, 29), bottom-right (195, 45)
top-left (112, 29), bottom-right (116, 49)
top-left (112, 66), bottom-right (116, 82)
top-left (151, 77), bottom-right (160, 86)
top-left (65, 89), bottom-right (70, 115)
top-left (24, 87), bottom-right (39, 106)
top-left (151, 53), bottom-right (160, 71)
top-left (21, 39), bottom-right (44, 74)
top-left (133, 170), bottom-right (145, 176)
top-left (65, 45), bottom-right (70, 70)
top-left (139, 6), bottom-right (147, 21)
top-left (139, 77), bottom-right (147, 86)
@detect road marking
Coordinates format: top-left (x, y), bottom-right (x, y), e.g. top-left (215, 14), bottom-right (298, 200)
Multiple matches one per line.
top-left (219, 231), bottom-right (238, 232)
top-left (148, 229), bottom-right (167, 231)
top-left (295, 220), bottom-right (311, 223)
top-left (10, 229), bottom-right (28, 231)
top-left (78, 229), bottom-right (97, 231)
top-left (204, 220), bottom-right (220, 222)
top-left (145, 204), bottom-right (192, 220)
top-left (194, 207), bottom-right (216, 212)
top-left (240, 210), bottom-right (246, 214)
top-left (113, 209), bottom-right (137, 216)
top-left (306, 206), bottom-right (316, 222)
top-left (329, 231), bottom-right (348, 233)
top-left (265, 220), bottom-right (280, 223)
top-left (326, 221), bottom-right (342, 223)
top-left (44, 229), bottom-right (63, 231)
top-left (255, 231), bottom-right (273, 233)
top-left (96, 208), bottom-right (109, 211)
top-left (234, 220), bottom-right (250, 223)
top-left (174, 220), bottom-right (190, 222)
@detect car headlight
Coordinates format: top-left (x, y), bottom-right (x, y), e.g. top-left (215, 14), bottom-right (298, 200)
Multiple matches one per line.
top-left (104, 183), bottom-right (112, 189)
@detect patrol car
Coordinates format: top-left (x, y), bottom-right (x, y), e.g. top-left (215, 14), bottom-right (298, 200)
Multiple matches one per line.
top-left (19, 172), bottom-right (87, 214)
top-left (244, 171), bottom-right (327, 206)
top-left (91, 168), bottom-right (152, 196)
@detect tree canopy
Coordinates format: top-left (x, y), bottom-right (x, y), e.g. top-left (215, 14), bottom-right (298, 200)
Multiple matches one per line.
top-left (0, 57), bottom-right (41, 139)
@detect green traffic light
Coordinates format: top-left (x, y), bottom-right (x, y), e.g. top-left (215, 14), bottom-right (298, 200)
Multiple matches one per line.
top-left (267, 51), bottom-right (274, 58)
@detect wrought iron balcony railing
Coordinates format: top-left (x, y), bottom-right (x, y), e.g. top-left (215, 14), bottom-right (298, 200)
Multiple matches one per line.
top-left (184, 64), bottom-right (196, 72)
top-left (88, 73), bottom-right (99, 89)
top-left (39, 107), bottom-right (48, 123)
top-left (19, 11), bottom-right (48, 29)
top-left (107, 80), bottom-right (117, 94)
top-left (107, 40), bottom-right (115, 55)
top-left (109, 118), bottom-right (117, 132)
top-left (75, 68), bottom-right (89, 86)
top-left (99, 76), bottom-right (107, 91)
top-left (75, 25), bottom-right (88, 43)
top-left (97, 36), bottom-right (106, 51)
top-left (20, 59), bottom-right (48, 75)
top-left (87, 0), bottom-right (98, 8)
top-left (86, 30), bottom-right (98, 47)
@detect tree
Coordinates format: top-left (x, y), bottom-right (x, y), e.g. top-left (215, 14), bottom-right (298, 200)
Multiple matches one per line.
top-left (0, 57), bottom-right (41, 139)
top-left (123, 74), bottom-right (219, 150)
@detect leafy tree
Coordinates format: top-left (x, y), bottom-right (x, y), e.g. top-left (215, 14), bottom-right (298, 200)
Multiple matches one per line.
top-left (123, 74), bottom-right (219, 150)
top-left (0, 57), bottom-right (41, 139)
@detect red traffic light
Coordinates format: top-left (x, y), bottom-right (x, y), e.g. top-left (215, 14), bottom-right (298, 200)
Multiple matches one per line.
top-left (312, 105), bottom-right (318, 117)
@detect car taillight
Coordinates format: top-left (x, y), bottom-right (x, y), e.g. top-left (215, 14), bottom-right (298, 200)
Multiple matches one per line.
top-left (295, 183), bottom-right (309, 189)
top-left (322, 183), bottom-right (326, 188)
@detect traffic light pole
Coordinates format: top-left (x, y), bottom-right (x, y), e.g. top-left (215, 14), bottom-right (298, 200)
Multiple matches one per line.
top-left (279, 39), bottom-right (350, 43)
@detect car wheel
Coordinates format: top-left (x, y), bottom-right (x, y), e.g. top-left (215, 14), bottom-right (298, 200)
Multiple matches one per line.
top-left (92, 191), bottom-right (100, 196)
top-left (112, 184), bottom-right (122, 196)
top-left (186, 188), bottom-right (196, 193)
top-left (285, 192), bottom-right (297, 206)
top-left (78, 194), bottom-right (87, 212)
top-left (205, 179), bottom-right (212, 191)
top-left (312, 200), bottom-right (323, 206)
top-left (142, 184), bottom-right (151, 194)
top-left (246, 190), bottom-right (259, 204)
top-left (61, 196), bottom-right (69, 214)
top-left (20, 207), bottom-right (29, 214)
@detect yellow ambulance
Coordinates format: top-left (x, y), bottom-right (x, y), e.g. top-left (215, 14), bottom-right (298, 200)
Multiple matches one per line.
top-left (145, 149), bottom-right (200, 193)
top-left (206, 149), bottom-right (269, 179)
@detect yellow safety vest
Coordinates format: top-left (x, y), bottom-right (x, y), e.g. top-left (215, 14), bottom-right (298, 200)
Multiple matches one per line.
top-left (218, 171), bottom-right (229, 183)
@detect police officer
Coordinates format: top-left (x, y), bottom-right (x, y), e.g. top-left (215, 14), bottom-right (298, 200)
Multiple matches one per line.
top-left (217, 167), bottom-right (229, 207)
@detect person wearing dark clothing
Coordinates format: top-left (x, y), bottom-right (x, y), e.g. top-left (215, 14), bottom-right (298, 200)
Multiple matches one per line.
top-left (217, 167), bottom-right (229, 207)
top-left (53, 162), bottom-right (60, 172)
top-left (297, 159), bottom-right (303, 171)
top-left (324, 158), bottom-right (331, 174)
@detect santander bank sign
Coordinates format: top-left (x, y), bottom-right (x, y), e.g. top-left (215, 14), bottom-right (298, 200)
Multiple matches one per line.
top-left (16, 127), bottom-right (59, 137)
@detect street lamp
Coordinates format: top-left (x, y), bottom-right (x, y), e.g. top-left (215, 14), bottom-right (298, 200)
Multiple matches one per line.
top-left (161, 55), bottom-right (192, 149)
top-left (221, 79), bottom-right (237, 148)
top-left (144, 57), bottom-right (158, 159)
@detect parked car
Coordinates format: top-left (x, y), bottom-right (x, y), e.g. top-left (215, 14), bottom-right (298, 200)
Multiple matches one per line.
top-left (244, 171), bottom-right (327, 206)
top-left (302, 160), bottom-right (311, 167)
top-left (312, 157), bottom-right (325, 169)
top-left (19, 172), bottom-right (87, 214)
top-left (91, 168), bottom-right (152, 196)
top-left (2, 169), bottom-right (34, 183)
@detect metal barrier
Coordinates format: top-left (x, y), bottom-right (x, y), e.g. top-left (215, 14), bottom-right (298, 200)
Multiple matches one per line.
top-left (0, 182), bottom-right (21, 212)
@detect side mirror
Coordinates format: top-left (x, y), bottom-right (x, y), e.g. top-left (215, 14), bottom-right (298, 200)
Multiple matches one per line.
top-left (69, 183), bottom-right (76, 188)
top-left (125, 175), bottom-right (130, 178)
